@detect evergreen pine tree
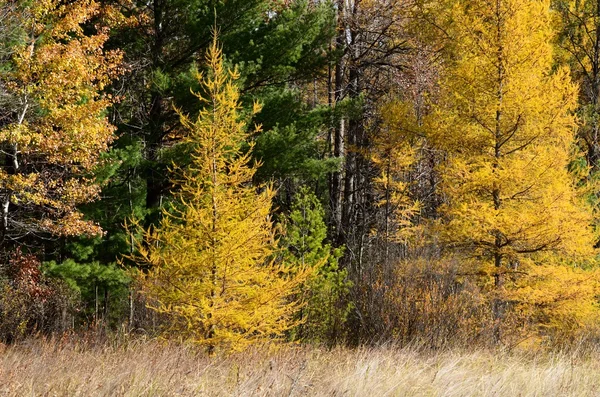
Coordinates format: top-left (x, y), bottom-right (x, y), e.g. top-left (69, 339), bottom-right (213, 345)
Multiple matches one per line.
top-left (280, 187), bottom-right (351, 343)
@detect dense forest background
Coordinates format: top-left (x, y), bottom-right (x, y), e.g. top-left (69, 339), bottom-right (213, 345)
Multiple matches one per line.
top-left (2, 0), bottom-right (600, 352)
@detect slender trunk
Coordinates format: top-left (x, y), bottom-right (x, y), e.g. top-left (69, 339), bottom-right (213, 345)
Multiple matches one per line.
top-left (128, 180), bottom-right (135, 330)
top-left (492, 0), bottom-right (505, 343)
top-left (327, 42), bottom-right (334, 155)
top-left (95, 284), bottom-right (99, 327)
top-left (341, 0), bottom-right (366, 254)
top-left (384, 152), bottom-right (391, 268)
top-left (104, 287), bottom-right (109, 327)
top-left (341, 2), bottom-right (368, 347)
top-left (1, 101), bottom-right (27, 244)
top-left (341, 15), bottom-right (359, 248)
top-left (207, 95), bottom-right (219, 356)
top-left (330, 0), bottom-right (345, 244)
top-left (129, 289), bottom-right (134, 331)
top-left (145, 0), bottom-right (166, 229)
top-left (590, 0), bottom-right (600, 172)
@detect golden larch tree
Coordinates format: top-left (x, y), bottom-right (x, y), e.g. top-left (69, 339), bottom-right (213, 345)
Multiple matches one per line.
top-left (371, 99), bottom-right (422, 274)
top-left (133, 37), bottom-right (308, 352)
top-left (0, 0), bottom-right (121, 242)
top-left (429, 0), bottom-right (598, 337)
top-left (372, 100), bottom-right (421, 245)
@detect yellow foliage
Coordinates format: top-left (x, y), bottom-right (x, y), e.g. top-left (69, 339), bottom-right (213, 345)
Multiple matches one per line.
top-left (510, 259), bottom-right (600, 331)
top-left (131, 36), bottom-right (309, 353)
top-left (0, 0), bottom-right (121, 238)
top-left (428, 0), bottom-right (599, 338)
top-left (372, 100), bottom-right (421, 242)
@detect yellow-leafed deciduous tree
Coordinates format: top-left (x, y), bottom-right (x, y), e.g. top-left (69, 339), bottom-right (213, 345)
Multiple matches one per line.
top-left (429, 0), bottom-right (599, 339)
top-left (132, 37), bottom-right (308, 352)
top-left (372, 99), bottom-right (421, 247)
top-left (0, 0), bottom-right (121, 243)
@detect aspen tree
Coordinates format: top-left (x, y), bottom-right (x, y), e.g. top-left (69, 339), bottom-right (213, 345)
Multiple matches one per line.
top-left (133, 37), bottom-right (308, 352)
top-left (0, 0), bottom-right (121, 242)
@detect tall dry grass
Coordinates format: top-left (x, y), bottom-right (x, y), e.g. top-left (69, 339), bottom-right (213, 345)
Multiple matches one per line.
top-left (0, 338), bottom-right (599, 396)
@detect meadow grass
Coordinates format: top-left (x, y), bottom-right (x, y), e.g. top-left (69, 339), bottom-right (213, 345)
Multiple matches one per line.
top-left (0, 337), bottom-right (599, 396)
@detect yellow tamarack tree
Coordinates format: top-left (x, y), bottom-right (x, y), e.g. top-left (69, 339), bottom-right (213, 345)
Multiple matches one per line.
top-left (372, 99), bottom-right (421, 247)
top-left (429, 0), bottom-right (598, 338)
top-left (132, 36), bottom-right (309, 353)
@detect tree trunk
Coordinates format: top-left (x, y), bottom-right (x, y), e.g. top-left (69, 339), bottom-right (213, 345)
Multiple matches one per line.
top-left (144, 0), bottom-right (167, 229)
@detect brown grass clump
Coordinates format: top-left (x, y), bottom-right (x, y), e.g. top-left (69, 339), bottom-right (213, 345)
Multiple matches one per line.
top-left (1, 338), bottom-right (600, 396)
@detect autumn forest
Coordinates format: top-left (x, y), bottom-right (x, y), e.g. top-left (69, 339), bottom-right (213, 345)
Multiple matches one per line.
top-left (3, 0), bottom-right (600, 358)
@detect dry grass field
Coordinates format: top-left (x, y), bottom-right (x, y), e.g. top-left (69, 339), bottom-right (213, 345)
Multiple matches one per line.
top-left (1, 338), bottom-right (599, 396)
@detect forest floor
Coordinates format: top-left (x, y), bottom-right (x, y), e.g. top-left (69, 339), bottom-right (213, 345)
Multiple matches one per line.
top-left (0, 338), bottom-right (599, 396)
